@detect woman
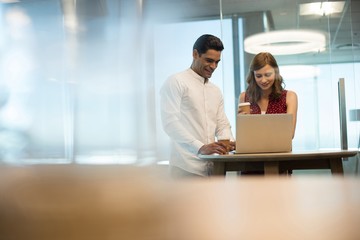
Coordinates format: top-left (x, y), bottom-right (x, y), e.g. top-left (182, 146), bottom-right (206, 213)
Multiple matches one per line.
top-left (238, 52), bottom-right (298, 139)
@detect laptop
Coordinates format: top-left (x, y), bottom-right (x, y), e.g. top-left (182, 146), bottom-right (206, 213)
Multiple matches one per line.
top-left (235, 114), bottom-right (293, 154)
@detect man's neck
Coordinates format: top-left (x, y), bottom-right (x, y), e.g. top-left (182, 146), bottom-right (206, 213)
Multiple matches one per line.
top-left (190, 65), bottom-right (208, 84)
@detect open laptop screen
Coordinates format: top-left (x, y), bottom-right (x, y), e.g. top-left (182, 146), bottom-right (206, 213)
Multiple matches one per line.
top-left (235, 114), bottom-right (293, 154)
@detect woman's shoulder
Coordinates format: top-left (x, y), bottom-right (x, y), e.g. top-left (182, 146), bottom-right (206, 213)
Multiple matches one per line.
top-left (285, 90), bottom-right (298, 103)
top-left (286, 90), bottom-right (297, 97)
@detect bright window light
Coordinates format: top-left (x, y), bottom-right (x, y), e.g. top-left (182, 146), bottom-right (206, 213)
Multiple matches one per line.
top-left (280, 65), bottom-right (320, 80)
top-left (300, 1), bottom-right (345, 16)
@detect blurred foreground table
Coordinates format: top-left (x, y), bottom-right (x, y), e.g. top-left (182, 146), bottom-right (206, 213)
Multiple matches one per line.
top-left (199, 149), bottom-right (359, 176)
top-left (0, 165), bottom-right (360, 240)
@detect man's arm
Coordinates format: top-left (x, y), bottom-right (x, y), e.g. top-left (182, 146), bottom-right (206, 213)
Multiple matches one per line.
top-left (160, 78), bottom-right (204, 153)
top-left (160, 77), bottom-right (228, 155)
top-left (214, 95), bottom-right (235, 152)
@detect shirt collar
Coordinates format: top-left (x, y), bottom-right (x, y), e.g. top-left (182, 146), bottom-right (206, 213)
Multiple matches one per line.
top-left (188, 68), bottom-right (208, 84)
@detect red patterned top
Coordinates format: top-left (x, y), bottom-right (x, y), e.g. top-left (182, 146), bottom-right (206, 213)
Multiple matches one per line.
top-left (245, 90), bottom-right (287, 114)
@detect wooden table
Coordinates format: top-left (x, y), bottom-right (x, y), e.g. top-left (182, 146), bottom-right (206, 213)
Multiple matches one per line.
top-left (199, 149), bottom-right (359, 176)
top-left (0, 165), bottom-right (360, 240)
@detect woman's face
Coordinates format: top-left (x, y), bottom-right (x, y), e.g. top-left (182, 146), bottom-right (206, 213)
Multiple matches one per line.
top-left (253, 64), bottom-right (275, 92)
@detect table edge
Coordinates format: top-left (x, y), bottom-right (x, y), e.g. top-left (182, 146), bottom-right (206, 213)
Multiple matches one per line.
top-left (199, 149), bottom-right (359, 161)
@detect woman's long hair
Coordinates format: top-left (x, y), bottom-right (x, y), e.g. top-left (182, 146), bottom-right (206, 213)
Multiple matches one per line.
top-left (245, 52), bottom-right (285, 103)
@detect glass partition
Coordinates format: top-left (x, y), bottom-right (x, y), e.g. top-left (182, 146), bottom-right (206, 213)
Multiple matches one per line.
top-left (0, 0), bottom-right (358, 175)
top-left (226, 0), bottom-right (359, 174)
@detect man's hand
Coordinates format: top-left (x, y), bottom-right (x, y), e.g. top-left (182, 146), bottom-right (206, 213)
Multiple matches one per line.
top-left (198, 142), bottom-right (228, 155)
top-left (229, 141), bottom-right (236, 151)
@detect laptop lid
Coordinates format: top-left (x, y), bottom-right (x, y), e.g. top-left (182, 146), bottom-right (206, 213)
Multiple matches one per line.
top-left (236, 114), bottom-right (293, 154)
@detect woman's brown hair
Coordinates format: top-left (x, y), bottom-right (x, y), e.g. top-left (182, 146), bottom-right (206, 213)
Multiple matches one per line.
top-left (245, 52), bottom-right (285, 103)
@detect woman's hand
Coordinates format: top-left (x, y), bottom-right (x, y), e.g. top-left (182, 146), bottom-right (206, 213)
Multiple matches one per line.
top-left (237, 107), bottom-right (250, 114)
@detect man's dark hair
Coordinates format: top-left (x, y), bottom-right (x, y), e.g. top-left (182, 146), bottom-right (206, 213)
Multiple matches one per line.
top-left (193, 34), bottom-right (224, 55)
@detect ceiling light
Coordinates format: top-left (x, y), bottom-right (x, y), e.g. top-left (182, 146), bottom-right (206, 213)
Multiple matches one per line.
top-left (244, 30), bottom-right (326, 55)
top-left (300, 1), bottom-right (345, 16)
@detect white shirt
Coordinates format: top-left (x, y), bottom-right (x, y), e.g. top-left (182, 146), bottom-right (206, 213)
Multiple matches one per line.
top-left (160, 68), bottom-right (234, 176)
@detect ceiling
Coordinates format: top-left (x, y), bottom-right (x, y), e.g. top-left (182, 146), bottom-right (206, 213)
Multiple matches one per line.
top-left (145, 0), bottom-right (360, 64)
top-left (2, 0), bottom-right (359, 64)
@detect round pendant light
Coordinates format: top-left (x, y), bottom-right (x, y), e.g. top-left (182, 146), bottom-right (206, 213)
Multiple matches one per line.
top-left (244, 29), bottom-right (326, 55)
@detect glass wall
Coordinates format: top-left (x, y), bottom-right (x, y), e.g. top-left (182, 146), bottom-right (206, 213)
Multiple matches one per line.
top-left (0, 0), bottom-right (359, 174)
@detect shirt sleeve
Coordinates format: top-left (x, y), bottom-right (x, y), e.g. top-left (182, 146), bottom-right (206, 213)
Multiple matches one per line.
top-left (160, 77), bottom-right (204, 153)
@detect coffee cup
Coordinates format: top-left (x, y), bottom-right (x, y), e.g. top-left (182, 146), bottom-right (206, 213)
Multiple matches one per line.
top-left (238, 102), bottom-right (251, 114)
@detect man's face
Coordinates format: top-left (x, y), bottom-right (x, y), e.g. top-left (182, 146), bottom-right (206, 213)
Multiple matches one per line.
top-left (192, 49), bottom-right (221, 79)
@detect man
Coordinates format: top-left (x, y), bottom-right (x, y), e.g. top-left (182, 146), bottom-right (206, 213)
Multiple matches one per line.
top-left (160, 34), bottom-right (235, 178)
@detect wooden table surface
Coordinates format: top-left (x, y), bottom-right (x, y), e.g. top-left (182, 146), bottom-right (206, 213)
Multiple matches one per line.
top-left (199, 149), bottom-right (359, 175)
top-left (0, 165), bottom-right (360, 240)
